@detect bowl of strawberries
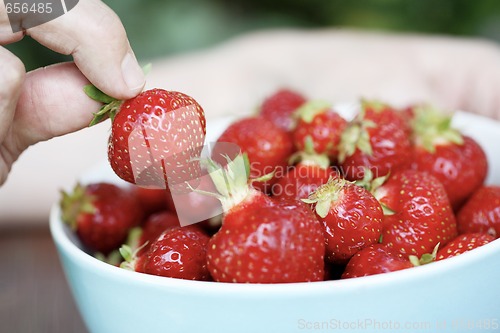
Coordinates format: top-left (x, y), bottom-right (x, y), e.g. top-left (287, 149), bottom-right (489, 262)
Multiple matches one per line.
top-left (50, 88), bottom-right (500, 333)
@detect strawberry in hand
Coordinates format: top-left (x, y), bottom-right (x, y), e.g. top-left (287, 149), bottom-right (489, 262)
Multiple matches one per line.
top-left (85, 86), bottom-right (206, 193)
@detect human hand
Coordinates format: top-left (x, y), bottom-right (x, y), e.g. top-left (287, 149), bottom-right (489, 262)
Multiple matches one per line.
top-left (0, 0), bottom-right (145, 185)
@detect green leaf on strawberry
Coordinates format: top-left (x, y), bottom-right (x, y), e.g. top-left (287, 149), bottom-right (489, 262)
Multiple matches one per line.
top-left (411, 105), bottom-right (464, 153)
top-left (293, 100), bottom-right (331, 123)
top-left (337, 110), bottom-right (376, 163)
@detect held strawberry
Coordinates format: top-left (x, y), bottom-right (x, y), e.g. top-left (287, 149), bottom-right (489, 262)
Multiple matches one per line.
top-left (85, 86), bottom-right (206, 192)
top-left (456, 186), bottom-right (500, 238)
top-left (204, 153), bottom-right (325, 283)
top-left (436, 233), bottom-right (495, 260)
top-left (409, 105), bottom-right (488, 209)
top-left (338, 100), bottom-right (412, 181)
top-left (60, 183), bottom-right (143, 255)
top-left (303, 177), bottom-right (384, 264)
top-left (375, 170), bottom-right (458, 257)
top-left (259, 88), bottom-right (307, 131)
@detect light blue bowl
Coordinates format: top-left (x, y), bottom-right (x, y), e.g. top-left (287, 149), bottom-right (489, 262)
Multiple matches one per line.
top-left (50, 111), bottom-right (500, 333)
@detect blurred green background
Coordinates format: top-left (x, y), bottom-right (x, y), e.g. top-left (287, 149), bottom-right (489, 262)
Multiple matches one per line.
top-left (6, 0), bottom-right (500, 71)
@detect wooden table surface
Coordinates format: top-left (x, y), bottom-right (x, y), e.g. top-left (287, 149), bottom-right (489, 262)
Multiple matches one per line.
top-left (0, 225), bottom-right (89, 333)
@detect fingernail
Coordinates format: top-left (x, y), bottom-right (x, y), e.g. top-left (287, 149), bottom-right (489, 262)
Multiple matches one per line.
top-left (121, 52), bottom-right (145, 91)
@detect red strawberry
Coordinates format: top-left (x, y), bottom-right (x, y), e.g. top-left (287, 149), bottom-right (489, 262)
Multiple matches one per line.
top-left (216, 116), bottom-right (294, 192)
top-left (134, 187), bottom-right (169, 216)
top-left (292, 101), bottom-right (347, 160)
top-left (122, 225), bottom-right (211, 281)
top-left (204, 153), bottom-right (325, 283)
top-left (341, 243), bottom-right (436, 279)
top-left (259, 88), bottom-right (306, 131)
top-left (272, 162), bottom-right (338, 201)
top-left (338, 100), bottom-right (412, 181)
top-left (409, 105), bottom-right (488, 209)
top-left (456, 186), bottom-right (500, 238)
top-left (436, 233), bottom-right (495, 260)
top-left (86, 87), bottom-right (206, 193)
top-left (341, 244), bottom-right (412, 278)
top-left (303, 177), bottom-right (383, 264)
top-left (208, 200), bottom-right (325, 283)
top-left (137, 211), bottom-right (180, 254)
top-left (375, 170), bottom-right (458, 257)
top-left (60, 183), bottom-right (143, 254)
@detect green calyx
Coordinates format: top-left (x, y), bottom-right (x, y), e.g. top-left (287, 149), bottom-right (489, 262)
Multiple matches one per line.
top-left (355, 167), bottom-right (388, 193)
top-left (293, 100), bottom-right (331, 123)
top-left (119, 244), bottom-right (137, 270)
top-left (409, 243), bottom-right (440, 266)
top-left (289, 136), bottom-right (330, 169)
top-left (118, 234), bottom-right (148, 271)
top-left (355, 168), bottom-right (395, 216)
top-left (411, 105), bottom-right (464, 153)
top-left (59, 183), bottom-right (96, 230)
top-left (200, 153), bottom-right (267, 212)
top-left (84, 85), bottom-right (123, 126)
top-left (84, 64), bottom-right (151, 126)
top-left (302, 177), bottom-right (350, 218)
top-left (337, 107), bottom-right (376, 163)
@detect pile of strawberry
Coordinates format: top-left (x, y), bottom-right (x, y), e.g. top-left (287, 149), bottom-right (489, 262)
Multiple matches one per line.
top-left (60, 88), bottom-right (500, 283)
